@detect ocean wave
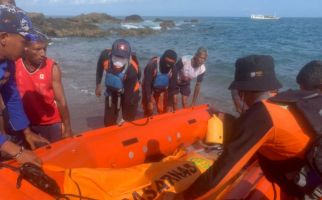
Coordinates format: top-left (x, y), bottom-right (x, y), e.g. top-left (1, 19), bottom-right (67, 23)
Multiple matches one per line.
top-left (80, 89), bottom-right (95, 96)
top-left (121, 24), bottom-right (142, 29)
top-left (121, 20), bottom-right (163, 30)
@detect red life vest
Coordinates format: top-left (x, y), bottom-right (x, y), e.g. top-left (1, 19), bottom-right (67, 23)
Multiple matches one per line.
top-left (15, 58), bottom-right (61, 125)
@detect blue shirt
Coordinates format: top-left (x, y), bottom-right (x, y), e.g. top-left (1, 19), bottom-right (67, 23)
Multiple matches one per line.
top-left (0, 60), bottom-right (29, 131)
top-left (0, 133), bottom-right (7, 146)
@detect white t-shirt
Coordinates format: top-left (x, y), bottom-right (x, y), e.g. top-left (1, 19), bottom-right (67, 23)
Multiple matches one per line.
top-left (177, 55), bottom-right (206, 84)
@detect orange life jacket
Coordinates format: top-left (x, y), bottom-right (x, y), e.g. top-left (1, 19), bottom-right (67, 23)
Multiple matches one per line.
top-left (103, 49), bottom-right (140, 92)
top-left (259, 100), bottom-right (314, 160)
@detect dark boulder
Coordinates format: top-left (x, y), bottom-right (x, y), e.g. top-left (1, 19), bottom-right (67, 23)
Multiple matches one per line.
top-left (70, 13), bottom-right (121, 24)
top-left (160, 20), bottom-right (175, 30)
top-left (124, 15), bottom-right (144, 23)
top-left (154, 18), bottom-right (163, 22)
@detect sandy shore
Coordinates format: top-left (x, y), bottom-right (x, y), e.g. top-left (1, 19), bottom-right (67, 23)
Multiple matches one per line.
top-left (63, 80), bottom-right (105, 134)
top-left (63, 80), bottom-right (146, 134)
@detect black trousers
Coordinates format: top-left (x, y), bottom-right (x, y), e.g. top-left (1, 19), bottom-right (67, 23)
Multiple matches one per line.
top-left (104, 91), bottom-right (140, 126)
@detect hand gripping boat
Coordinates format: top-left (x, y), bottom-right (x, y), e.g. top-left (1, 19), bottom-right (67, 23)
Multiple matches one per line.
top-left (0, 104), bottom-right (281, 200)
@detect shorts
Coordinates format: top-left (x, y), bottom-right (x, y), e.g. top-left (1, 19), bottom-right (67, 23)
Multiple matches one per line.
top-left (31, 123), bottom-right (62, 143)
top-left (174, 83), bottom-right (191, 96)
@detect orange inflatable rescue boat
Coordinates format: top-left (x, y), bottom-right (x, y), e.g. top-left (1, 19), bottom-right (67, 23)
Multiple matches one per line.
top-left (0, 104), bottom-right (280, 200)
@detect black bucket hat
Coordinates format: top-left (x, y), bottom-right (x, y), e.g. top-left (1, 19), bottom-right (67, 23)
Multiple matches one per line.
top-left (229, 55), bottom-right (282, 91)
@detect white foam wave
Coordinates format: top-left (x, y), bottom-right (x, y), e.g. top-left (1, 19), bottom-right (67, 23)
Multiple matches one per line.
top-left (121, 20), bottom-right (162, 30)
top-left (121, 24), bottom-right (142, 29)
top-left (151, 26), bottom-right (161, 30)
top-left (80, 89), bottom-right (95, 96)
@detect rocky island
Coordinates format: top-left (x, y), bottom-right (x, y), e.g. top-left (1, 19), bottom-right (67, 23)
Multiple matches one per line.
top-left (28, 13), bottom-right (179, 37)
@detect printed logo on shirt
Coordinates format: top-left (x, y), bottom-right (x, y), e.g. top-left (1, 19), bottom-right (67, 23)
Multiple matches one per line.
top-left (39, 74), bottom-right (45, 79)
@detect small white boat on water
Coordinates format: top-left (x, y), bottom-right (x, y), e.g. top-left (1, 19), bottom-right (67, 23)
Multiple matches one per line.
top-left (251, 14), bottom-right (280, 20)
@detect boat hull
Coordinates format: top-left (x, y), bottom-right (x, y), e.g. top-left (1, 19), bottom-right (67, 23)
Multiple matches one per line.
top-left (0, 105), bottom-right (211, 199)
top-left (0, 104), bottom-right (282, 199)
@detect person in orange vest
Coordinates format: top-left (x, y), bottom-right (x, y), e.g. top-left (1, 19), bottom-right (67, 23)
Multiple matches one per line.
top-left (296, 60), bottom-right (322, 92)
top-left (0, 4), bottom-right (43, 166)
top-left (15, 31), bottom-right (72, 143)
top-left (183, 55), bottom-right (320, 199)
top-left (141, 49), bottom-right (177, 116)
top-left (95, 39), bottom-right (141, 126)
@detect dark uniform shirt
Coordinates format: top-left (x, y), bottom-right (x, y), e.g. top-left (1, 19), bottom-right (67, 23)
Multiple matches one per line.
top-left (184, 100), bottom-right (313, 199)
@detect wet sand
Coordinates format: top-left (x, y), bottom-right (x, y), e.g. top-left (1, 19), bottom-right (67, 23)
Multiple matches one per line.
top-left (63, 79), bottom-right (147, 134)
top-left (63, 80), bottom-right (105, 134)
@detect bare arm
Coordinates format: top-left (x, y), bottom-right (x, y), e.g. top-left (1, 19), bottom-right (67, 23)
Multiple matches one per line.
top-left (191, 72), bottom-right (205, 107)
top-left (0, 139), bottom-right (42, 167)
top-left (191, 81), bottom-right (201, 107)
top-left (52, 63), bottom-right (72, 137)
top-left (96, 50), bottom-right (110, 97)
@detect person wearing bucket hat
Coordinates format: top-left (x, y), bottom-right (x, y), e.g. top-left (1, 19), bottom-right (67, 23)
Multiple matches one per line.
top-left (15, 30), bottom-right (73, 143)
top-left (183, 55), bottom-right (317, 199)
top-left (229, 55), bottom-right (282, 91)
top-left (296, 60), bottom-right (322, 92)
top-left (96, 39), bottom-right (141, 126)
top-left (0, 4), bottom-right (46, 167)
top-left (228, 55), bottom-right (281, 113)
top-left (141, 49), bottom-right (177, 117)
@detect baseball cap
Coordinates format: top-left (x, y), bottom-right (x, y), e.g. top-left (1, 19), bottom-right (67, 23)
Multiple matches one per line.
top-left (25, 30), bottom-right (49, 43)
top-left (111, 39), bottom-right (131, 59)
top-left (0, 4), bottom-right (34, 37)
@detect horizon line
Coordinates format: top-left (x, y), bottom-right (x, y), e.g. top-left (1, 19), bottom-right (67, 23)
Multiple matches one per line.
top-left (35, 13), bottom-right (322, 19)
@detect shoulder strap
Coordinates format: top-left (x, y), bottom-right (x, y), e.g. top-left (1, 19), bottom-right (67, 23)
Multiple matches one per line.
top-left (130, 53), bottom-right (139, 74)
top-left (102, 49), bottom-right (112, 70)
top-left (269, 89), bottom-right (319, 103)
top-left (270, 89), bottom-right (322, 134)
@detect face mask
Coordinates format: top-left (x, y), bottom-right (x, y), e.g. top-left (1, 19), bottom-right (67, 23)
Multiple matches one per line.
top-left (232, 90), bottom-right (248, 114)
top-left (112, 56), bottom-right (128, 68)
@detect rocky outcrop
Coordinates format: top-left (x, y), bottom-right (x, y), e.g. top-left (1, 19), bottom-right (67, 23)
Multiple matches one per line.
top-left (154, 18), bottom-right (163, 22)
top-left (27, 12), bottom-right (174, 37)
top-left (160, 20), bottom-right (175, 30)
top-left (124, 15), bottom-right (144, 23)
top-left (43, 18), bottom-right (106, 37)
top-left (29, 13), bottom-right (106, 37)
top-left (108, 28), bottom-right (157, 36)
top-left (184, 19), bottom-right (199, 23)
top-left (28, 13), bottom-right (47, 25)
top-left (0, 0), bottom-right (16, 5)
top-left (70, 13), bottom-right (121, 24)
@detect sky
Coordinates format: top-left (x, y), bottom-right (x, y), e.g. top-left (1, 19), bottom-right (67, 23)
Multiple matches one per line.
top-left (16, 0), bottom-right (322, 17)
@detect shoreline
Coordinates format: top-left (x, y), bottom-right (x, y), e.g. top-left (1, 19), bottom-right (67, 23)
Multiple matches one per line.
top-left (63, 79), bottom-right (105, 134)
